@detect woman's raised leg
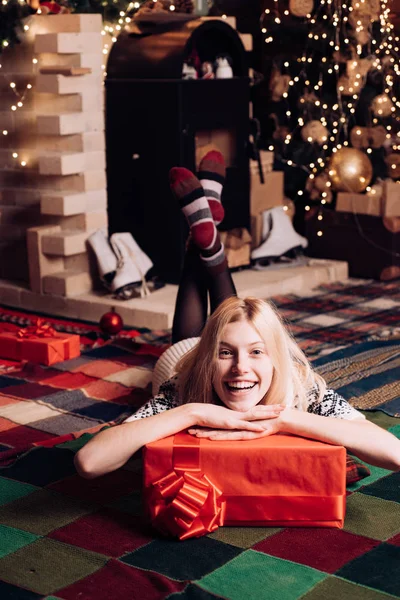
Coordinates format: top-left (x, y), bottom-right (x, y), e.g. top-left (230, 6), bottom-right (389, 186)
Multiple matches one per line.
top-left (169, 156), bottom-right (236, 342)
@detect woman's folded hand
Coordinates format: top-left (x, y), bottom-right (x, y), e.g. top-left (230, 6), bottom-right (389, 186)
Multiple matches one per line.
top-left (188, 403), bottom-right (285, 439)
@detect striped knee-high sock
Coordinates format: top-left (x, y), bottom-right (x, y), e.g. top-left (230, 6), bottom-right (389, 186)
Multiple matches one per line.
top-left (169, 167), bottom-right (227, 274)
top-left (198, 150), bottom-right (226, 226)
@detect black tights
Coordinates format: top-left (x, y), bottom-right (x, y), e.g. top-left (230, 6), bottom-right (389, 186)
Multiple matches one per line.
top-left (172, 244), bottom-right (237, 344)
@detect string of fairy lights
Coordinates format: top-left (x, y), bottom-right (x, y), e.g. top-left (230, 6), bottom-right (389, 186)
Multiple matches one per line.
top-left (101, 0), bottom-right (176, 49)
top-left (1, 0), bottom-right (398, 224)
top-left (0, 0), bottom-right (182, 169)
top-left (260, 0), bottom-right (400, 236)
top-left (1, 11), bottom-right (35, 169)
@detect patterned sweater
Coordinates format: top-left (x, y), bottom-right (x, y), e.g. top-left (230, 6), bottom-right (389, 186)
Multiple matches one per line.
top-left (125, 376), bottom-right (365, 422)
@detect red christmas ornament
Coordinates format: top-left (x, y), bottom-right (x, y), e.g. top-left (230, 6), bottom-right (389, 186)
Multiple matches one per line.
top-left (99, 308), bottom-right (124, 335)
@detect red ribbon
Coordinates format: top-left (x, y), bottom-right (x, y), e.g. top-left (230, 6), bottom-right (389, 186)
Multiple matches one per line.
top-left (149, 434), bottom-right (226, 540)
top-left (151, 470), bottom-right (225, 540)
top-left (17, 318), bottom-right (56, 339)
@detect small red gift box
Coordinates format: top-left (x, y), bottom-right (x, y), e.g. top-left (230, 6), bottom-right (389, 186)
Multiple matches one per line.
top-left (144, 432), bottom-right (346, 540)
top-left (0, 321), bottom-right (80, 366)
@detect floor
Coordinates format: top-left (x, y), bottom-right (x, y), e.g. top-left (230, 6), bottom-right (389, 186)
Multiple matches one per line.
top-left (0, 258), bottom-right (349, 329)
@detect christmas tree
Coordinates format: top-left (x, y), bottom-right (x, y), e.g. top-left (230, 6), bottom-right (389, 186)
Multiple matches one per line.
top-left (257, 0), bottom-right (400, 219)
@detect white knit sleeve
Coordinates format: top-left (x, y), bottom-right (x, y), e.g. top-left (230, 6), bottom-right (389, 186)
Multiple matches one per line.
top-left (152, 337), bottom-right (199, 395)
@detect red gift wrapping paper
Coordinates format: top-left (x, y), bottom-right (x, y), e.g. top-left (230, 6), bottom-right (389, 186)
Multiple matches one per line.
top-left (0, 331), bottom-right (80, 365)
top-left (144, 432), bottom-right (347, 540)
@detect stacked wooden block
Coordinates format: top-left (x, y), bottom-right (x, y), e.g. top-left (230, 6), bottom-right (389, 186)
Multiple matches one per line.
top-left (0, 14), bottom-right (108, 297)
top-left (33, 14), bottom-right (107, 297)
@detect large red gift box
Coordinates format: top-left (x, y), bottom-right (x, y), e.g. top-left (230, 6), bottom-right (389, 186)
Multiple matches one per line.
top-left (0, 328), bottom-right (80, 366)
top-left (144, 432), bottom-right (346, 540)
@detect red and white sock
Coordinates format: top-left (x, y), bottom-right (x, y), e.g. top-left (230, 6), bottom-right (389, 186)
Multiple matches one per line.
top-left (198, 150), bottom-right (226, 226)
top-left (169, 167), bottom-right (227, 274)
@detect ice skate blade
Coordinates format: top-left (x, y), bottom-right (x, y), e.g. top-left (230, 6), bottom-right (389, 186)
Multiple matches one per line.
top-left (252, 254), bottom-right (310, 271)
top-left (113, 275), bottom-right (165, 300)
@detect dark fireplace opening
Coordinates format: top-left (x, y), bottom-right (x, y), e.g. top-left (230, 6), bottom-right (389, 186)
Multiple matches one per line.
top-left (106, 18), bottom-right (251, 284)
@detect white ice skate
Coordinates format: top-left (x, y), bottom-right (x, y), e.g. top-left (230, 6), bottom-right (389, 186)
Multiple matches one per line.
top-left (251, 206), bottom-right (309, 269)
top-left (110, 232), bottom-right (153, 298)
top-left (87, 229), bottom-right (118, 287)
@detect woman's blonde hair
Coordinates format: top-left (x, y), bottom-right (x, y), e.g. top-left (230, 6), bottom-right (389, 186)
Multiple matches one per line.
top-left (176, 296), bottom-right (326, 410)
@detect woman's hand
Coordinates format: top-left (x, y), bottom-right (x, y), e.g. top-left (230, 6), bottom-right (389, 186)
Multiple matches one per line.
top-left (189, 404), bottom-right (284, 438)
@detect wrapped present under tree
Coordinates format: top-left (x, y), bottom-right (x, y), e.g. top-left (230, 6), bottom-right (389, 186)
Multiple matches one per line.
top-left (144, 431), bottom-right (346, 540)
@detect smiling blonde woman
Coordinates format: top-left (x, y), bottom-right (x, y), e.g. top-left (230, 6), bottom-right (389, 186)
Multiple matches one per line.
top-left (75, 154), bottom-right (400, 480)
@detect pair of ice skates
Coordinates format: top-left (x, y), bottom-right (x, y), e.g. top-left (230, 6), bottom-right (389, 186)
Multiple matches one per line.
top-left (251, 206), bottom-right (309, 269)
top-left (88, 230), bottom-right (154, 299)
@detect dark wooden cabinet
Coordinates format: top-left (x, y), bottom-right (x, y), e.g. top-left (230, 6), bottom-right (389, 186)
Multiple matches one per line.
top-left (106, 19), bottom-right (250, 283)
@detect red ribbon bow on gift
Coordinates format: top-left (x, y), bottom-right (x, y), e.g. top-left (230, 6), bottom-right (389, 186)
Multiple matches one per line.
top-left (150, 469), bottom-right (226, 541)
top-left (17, 318), bottom-right (56, 339)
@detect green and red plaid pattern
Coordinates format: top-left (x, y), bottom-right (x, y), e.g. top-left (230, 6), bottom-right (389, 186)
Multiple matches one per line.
top-left (0, 278), bottom-right (399, 599)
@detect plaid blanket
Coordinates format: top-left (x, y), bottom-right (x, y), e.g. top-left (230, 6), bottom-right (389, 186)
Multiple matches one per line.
top-left (0, 279), bottom-right (399, 599)
top-left (0, 339), bottom-right (164, 464)
top-left (0, 414), bottom-right (399, 598)
top-left (274, 279), bottom-right (400, 358)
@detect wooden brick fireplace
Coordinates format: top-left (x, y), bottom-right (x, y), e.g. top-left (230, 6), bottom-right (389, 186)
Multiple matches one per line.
top-left (0, 14), bottom-right (107, 297)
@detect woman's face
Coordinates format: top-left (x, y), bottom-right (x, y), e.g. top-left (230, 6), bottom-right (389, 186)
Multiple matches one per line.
top-left (212, 319), bottom-right (274, 412)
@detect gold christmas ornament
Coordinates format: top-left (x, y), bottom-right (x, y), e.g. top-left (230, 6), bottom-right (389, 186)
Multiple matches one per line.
top-left (328, 148), bottom-right (373, 192)
top-left (371, 94), bottom-right (394, 117)
top-left (305, 172), bottom-right (333, 203)
top-left (349, 10), bottom-right (370, 30)
top-left (386, 154), bottom-right (400, 180)
top-left (289, 0), bottom-right (314, 17)
top-left (369, 126), bottom-right (387, 148)
top-left (301, 120), bottom-right (328, 144)
top-left (352, 0), bottom-right (380, 20)
top-left (350, 125), bottom-right (387, 149)
top-left (297, 91), bottom-right (318, 108)
top-left (313, 172), bottom-right (330, 193)
top-left (337, 73), bottom-right (362, 96)
top-left (348, 9), bottom-right (371, 45)
top-left (350, 126), bottom-right (369, 149)
top-left (269, 68), bottom-right (291, 102)
top-left (355, 29), bottom-right (371, 45)
top-left (346, 57), bottom-right (374, 78)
